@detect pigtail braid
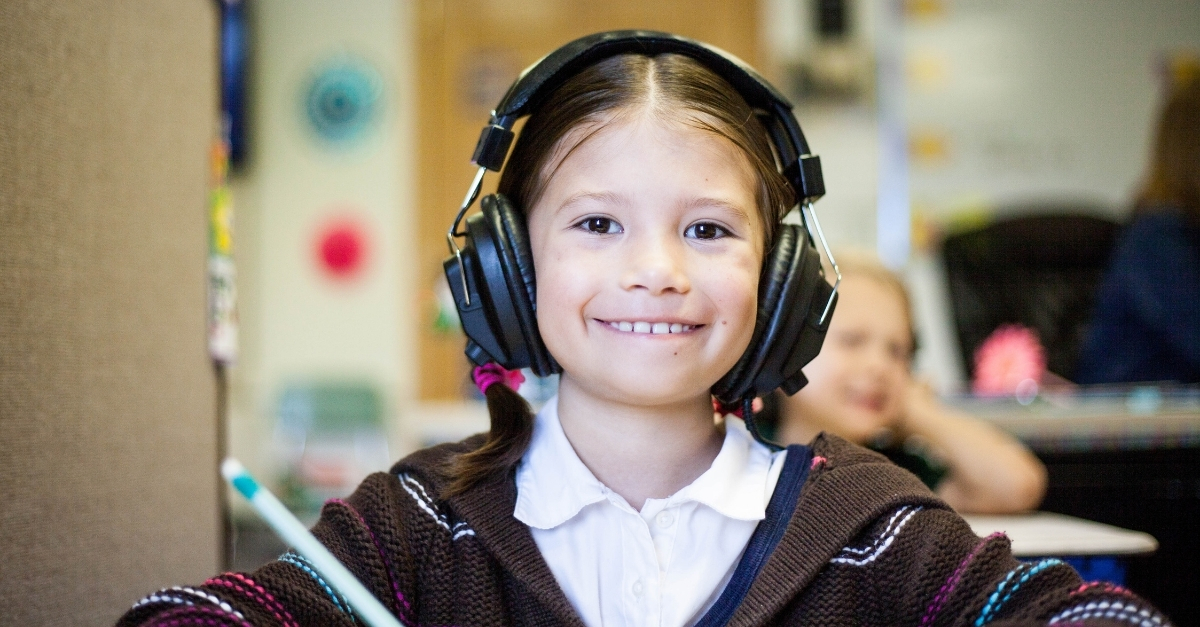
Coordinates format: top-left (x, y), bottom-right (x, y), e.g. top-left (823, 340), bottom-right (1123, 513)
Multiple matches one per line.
top-left (441, 371), bottom-right (535, 497)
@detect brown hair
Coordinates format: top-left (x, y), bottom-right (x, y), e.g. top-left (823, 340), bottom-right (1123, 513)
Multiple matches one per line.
top-left (442, 53), bottom-right (796, 497)
top-left (1136, 80), bottom-right (1200, 225)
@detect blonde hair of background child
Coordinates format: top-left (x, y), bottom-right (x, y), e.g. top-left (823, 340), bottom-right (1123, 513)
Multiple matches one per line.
top-left (822, 247), bottom-right (915, 357)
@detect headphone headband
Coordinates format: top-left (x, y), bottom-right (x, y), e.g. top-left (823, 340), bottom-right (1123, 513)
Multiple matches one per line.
top-left (496, 31), bottom-right (792, 123)
top-left (469, 30), bottom-right (825, 204)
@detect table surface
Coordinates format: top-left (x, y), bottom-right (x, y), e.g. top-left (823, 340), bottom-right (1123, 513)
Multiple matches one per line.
top-left (961, 511), bottom-right (1159, 557)
top-left (947, 386), bottom-right (1200, 451)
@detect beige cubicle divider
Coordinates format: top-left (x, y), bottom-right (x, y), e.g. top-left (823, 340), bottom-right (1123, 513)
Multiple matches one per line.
top-left (0, 2), bottom-right (221, 624)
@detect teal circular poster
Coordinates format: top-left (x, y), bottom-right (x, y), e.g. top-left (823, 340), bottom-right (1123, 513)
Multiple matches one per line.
top-left (304, 56), bottom-right (383, 145)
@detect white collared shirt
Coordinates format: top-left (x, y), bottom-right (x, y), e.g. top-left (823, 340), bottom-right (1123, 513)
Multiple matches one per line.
top-left (514, 397), bottom-right (787, 627)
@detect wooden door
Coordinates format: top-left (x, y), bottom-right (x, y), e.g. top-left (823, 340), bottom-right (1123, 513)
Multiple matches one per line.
top-left (416, 0), bottom-right (762, 399)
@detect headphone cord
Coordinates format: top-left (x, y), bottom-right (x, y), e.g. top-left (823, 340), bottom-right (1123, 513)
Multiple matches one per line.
top-left (740, 395), bottom-right (784, 452)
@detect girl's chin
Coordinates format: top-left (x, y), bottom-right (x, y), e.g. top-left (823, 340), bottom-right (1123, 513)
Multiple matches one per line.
top-left (833, 410), bottom-right (893, 442)
top-left (563, 370), bottom-right (716, 408)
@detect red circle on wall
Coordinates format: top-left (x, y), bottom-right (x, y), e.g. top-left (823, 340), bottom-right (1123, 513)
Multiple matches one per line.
top-left (315, 216), bottom-right (369, 280)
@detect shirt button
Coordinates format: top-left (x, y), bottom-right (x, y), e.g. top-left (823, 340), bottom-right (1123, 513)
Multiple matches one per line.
top-left (632, 580), bottom-right (644, 597)
top-left (656, 511), bottom-right (675, 528)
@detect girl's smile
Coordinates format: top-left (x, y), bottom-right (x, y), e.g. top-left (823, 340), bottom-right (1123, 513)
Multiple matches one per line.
top-left (526, 110), bottom-right (764, 408)
top-left (599, 319), bottom-right (699, 334)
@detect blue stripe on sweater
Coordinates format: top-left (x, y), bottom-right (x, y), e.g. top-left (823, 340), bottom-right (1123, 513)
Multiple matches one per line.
top-left (279, 551), bottom-right (356, 622)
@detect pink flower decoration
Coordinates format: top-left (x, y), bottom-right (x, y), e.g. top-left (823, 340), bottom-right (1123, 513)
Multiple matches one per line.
top-left (972, 324), bottom-right (1047, 396)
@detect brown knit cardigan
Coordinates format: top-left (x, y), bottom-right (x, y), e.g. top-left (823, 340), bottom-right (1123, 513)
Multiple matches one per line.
top-left (118, 434), bottom-right (1171, 626)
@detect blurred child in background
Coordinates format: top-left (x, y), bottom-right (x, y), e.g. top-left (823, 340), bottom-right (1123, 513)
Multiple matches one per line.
top-left (773, 250), bottom-right (1047, 514)
top-left (1076, 80), bottom-right (1200, 385)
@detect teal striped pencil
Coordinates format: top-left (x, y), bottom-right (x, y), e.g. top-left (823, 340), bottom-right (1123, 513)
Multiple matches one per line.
top-left (221, 458), bottom-right (406, 627)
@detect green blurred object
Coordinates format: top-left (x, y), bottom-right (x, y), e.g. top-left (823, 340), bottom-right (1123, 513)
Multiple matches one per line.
top-left (279, 383), bottom-right (383, 433)
top-left (276, 382), bottom-right (389, 514)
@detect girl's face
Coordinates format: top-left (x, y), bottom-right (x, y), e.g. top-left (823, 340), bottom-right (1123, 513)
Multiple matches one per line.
top-left (526, 112), bottom-right (765, 409)
top-left (788, 274), bottom-right (912, 442)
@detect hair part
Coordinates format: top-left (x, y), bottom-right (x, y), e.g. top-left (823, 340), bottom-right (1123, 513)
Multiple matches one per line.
top-left (442, 52), bottom-right (796, 497)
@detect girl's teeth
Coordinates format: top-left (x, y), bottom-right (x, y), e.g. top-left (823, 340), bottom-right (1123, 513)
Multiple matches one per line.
top-left (608, 321), bottom-right (694, 334)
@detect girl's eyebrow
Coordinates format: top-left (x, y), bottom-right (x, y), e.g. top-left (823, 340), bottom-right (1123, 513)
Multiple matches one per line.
top-left (682, 197), bottom-right (753, 223)
top-left (554, 192), bottom-right (753, 224)
top-left (554, 190), bottom-right (628, 215)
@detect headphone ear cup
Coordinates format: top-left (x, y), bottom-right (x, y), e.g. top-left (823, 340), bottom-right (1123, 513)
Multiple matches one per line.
top-left (481, 194), bottom-right (560, 376)
top-left (712, 224), bottom-right (835, 403)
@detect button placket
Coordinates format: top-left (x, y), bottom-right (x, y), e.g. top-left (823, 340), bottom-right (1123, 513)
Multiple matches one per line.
top-left (649, 506), bottom-right (678, 572)
top-left (623, 506), bottom-right (661, 627)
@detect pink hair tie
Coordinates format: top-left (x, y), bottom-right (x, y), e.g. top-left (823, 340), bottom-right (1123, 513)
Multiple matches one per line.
top-left (712, 397), bottom-right (763, 418)
top-left (713, 398), bottom-right (744, 418)
top-left (472, 363), bottom-right (526, 395)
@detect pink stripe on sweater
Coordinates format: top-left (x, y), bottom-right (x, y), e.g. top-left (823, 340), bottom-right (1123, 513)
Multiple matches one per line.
top-left (327, 498), bottom-right (415, 618)
top-left (920, 532), bottom-right (1005, 627)
top-left (145, 604), bottom-right (254, 627)
top-left (205, 574), bottom-right (297, 627)
top-left (1070, 581), bottom-right (1133, 597)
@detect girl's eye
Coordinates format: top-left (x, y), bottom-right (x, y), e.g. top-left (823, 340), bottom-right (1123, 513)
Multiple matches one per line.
top-left (887, 341), bottom-right (911, 362)
top-left (686, 222), bottom-right (729, 240)
top-left (577, 217), bottom-right (622, 234)
top-left (835, 330), bottom-right (866, 349)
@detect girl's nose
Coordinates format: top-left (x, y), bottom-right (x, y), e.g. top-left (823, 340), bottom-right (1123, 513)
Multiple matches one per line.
top-left (854, 341), bottom-right (889, 375)
top-left (619, 234), bottom-right (692, 295)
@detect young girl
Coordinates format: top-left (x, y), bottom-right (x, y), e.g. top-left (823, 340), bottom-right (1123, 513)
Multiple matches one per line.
top-left (771, 250), bottom-right (1047, 514)
top-left (119, 32), bottom-right (1168, 627)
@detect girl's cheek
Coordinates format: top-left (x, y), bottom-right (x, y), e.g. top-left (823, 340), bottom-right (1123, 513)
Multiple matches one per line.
top-left (708, 249), bottom-right (760, 288)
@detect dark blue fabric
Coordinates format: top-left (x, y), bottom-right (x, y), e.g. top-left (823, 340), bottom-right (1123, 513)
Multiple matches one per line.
top-left (1076, 210), bottom-right (1200, 384)
top-left (693, 444), bottom-right (812, 627)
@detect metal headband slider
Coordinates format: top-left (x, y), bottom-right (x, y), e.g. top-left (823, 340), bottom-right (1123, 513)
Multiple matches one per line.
top-left (801, 201), bottom-right (840, 326)
top-left (447, 166), bottom-right (490, 306)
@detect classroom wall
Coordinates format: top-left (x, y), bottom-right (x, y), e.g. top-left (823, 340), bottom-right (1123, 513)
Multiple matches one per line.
top-left (902, 0), bottom-right (1200, 220)
top-left (760, 0), bottom-right (882, 252)
top-left (761, 0), bottom-right (1200, 390)
top-left (226, 0), bottom-right (420, 503)
top-left (761, 0), bottom-right (1200, 256)
top-left (0, 2), bottom-right (220, 623)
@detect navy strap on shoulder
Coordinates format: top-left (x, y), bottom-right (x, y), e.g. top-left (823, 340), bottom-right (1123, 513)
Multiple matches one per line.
top-left (693, 443), bottom-right (813, 627)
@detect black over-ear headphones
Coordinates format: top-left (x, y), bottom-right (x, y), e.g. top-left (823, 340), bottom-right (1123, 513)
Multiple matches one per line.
top-left (443, 30), bottom-right (841, 437)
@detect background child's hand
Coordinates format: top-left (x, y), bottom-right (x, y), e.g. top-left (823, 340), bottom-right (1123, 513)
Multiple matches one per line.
top-left (897, 377), bottom-right (943, 436)
top-left (896, 377), bottom-right (1047, 513)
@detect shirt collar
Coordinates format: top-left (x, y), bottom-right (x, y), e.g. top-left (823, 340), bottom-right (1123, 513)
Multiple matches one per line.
top-left (673, 416), bottom-right (777, 521)
top-left (513, 397), bottom-right (779, 529)
top-left (514, 397), bottom-right (609, 530)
